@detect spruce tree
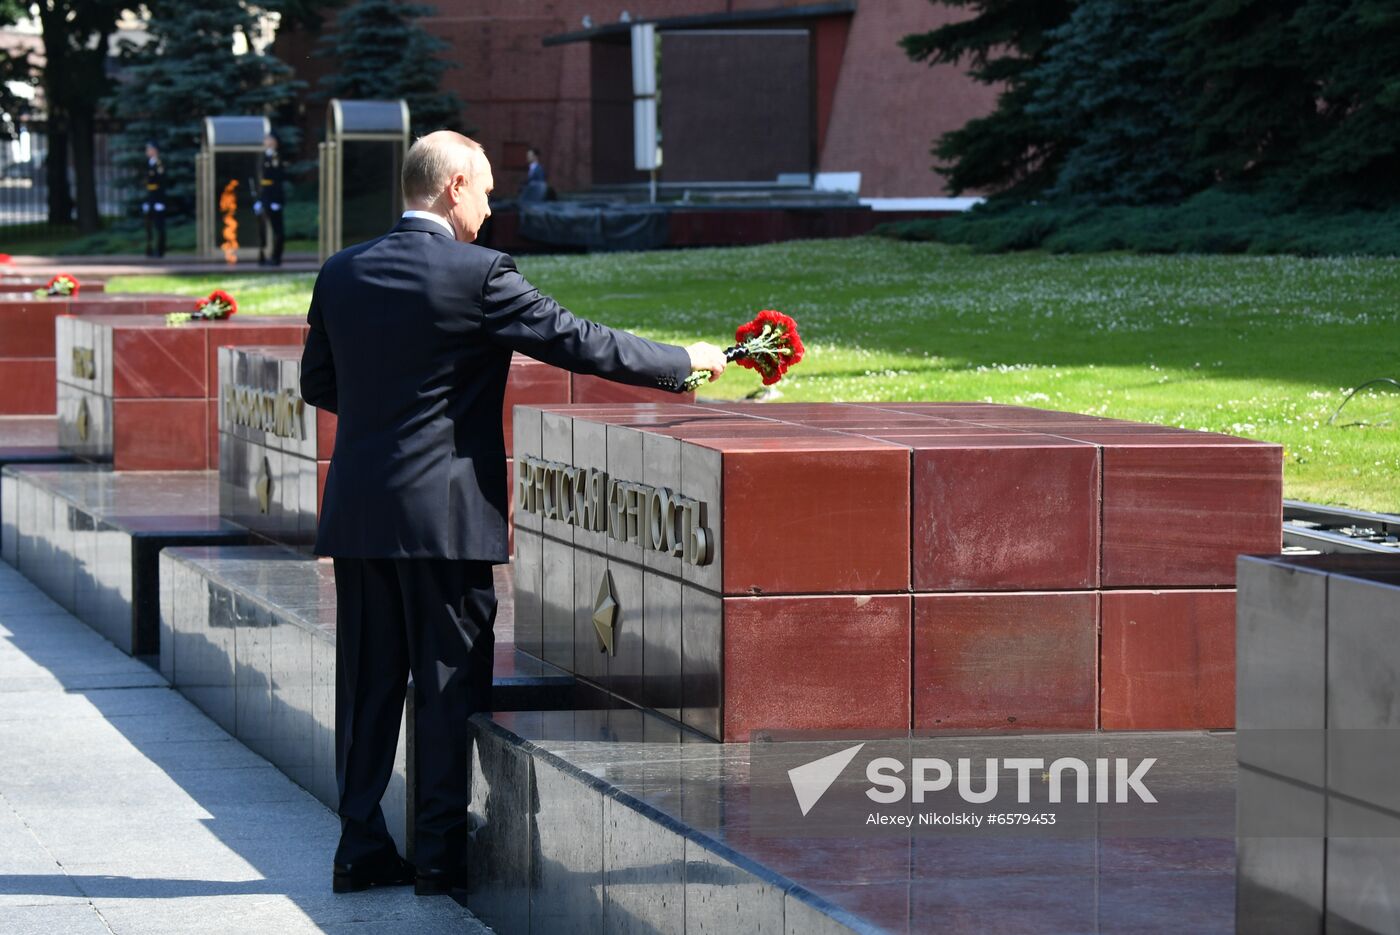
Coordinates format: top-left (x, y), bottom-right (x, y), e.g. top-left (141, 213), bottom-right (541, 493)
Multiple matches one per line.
top-left (1027, 0), bottom-right (1203, 205)
top-left (1289, 0), bottom-right (1400, 204)
top-left (1166, 0), bottom-right (1318, 192)
top-left (316, 0), bottom-right (464, 136)
top-left (107, 0), bottom-right (303, 213)
top-left (900, 0), bottom-right (1072, 200)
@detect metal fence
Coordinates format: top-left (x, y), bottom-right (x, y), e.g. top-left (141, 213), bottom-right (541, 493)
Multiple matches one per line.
top-left (0, 123), bottom-right (126, 234)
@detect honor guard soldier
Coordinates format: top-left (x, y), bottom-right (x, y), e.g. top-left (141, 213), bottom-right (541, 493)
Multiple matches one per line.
top-left (142, 141), bottom-right (166, 258)
top-left (256, 132), bottom-right (286, 267)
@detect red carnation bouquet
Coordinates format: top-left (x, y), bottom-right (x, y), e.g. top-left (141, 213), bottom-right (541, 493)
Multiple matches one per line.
top-left (683, 309), bottom-right (805, 391)
top-left (166, 289), bottom-right (238, 325)
top-left (35, 273), bottom-right (80, 298)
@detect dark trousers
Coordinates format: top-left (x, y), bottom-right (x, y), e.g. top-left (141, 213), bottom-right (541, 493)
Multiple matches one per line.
top-left (259, 206), bottom-right (284, 264)
top-left (332, 557), bottom-right (497, 874)
top-left (144, 207), bottom-right (165, 257)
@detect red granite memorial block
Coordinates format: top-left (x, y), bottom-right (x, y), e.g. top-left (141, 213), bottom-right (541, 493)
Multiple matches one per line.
top-left (0, 358), bottom-right (54, 414)
top-left (316, 461), bottom-right (330, 517)
top-left (501, 354), bottom-right (570, 451)
top-left (214, 348), bottom-right (599, 552)
top-left (512, 402), bottom-right (1279, 739)
top-left (56, 315), bottom-right (308, 469)
top-left (661, 421), bottom-right (824, 441)
top-left (571, 372), bottom-right (692, 405)
top-left (1099, 589), bottom-right (1236, 730)
top-left (0, 295), bottom-right (187, 357)
top-left (203, 325), bottom-right (313, 394)
top-left (913, 592), bottom-right (1099, 730)
top-left (206, 398), bottom-right (219, 471)
top-left (112, 326), bottom-right (207, 397)
top-left (112, 399), bottom-right (208, 471)
top-left (0, 280), bottom-right (106, 294)
top-left (713, 435), bottom-right (911, 595)
top-left (722, 594), bottom-right (911, 742)
top-left (1094, 439), bottom-right (1283, 587)
top-left (0, 294), bottom-right (192, 414)
top-left (316, 408), bottom-right (336, 460)
top-left (895, 434), bottom-right (1101, 591)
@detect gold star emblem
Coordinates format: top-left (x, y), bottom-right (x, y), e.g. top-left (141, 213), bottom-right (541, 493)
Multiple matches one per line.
top-left (592, 570), bottom-right (618, 656)
top-left (76, 397), bottom-right (90, 443)
top-left (256, 456), bottom-right (273, 514)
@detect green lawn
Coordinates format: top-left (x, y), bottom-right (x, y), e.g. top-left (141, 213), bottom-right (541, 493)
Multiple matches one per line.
top-left (112, 239), bottom-right (1400, 512)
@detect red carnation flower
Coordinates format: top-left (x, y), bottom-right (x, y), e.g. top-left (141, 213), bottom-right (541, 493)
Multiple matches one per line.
top-left (683, 309), bottom-right (806, 390)
top-left (169, 288), bottom-right (239, 326)
top-left (42, 273), bottom-right (80, 297)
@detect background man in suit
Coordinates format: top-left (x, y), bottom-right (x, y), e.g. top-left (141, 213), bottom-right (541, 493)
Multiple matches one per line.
top-left (301, 131), bottom-right (725, 896)
top-left (519, 145), bottom-right (548, 202)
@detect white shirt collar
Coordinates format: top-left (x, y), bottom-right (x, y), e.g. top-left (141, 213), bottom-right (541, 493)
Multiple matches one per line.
top-left (401, 210), bottom-right (455, 237)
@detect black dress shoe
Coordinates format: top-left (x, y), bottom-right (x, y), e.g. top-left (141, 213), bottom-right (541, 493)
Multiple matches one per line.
top-left (332, 853), bottom-right (416, 893)
top-left (414, 869), bottom-right (465, 897)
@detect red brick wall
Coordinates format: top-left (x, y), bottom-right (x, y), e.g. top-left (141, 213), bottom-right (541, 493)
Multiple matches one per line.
top-left (275, 0), bottom-right (995, 197)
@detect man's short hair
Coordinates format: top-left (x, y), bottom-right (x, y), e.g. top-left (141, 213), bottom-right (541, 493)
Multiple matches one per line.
top-left (402, 132), bottom-right (485, 205)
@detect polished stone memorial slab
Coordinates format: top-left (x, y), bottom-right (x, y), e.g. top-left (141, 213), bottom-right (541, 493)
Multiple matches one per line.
top-left (1235, 553), bottom-right (1400, 935)
top-left (513, 402), bottom-right (1283, 740)
top-left (0, 464), bottom-right (249, 656)
top-left (217, 345), bottom-right (692, 551)
top-left (0, 278), bottom-right (106, 293)
top-left (0, 416), bottom-right (74, 530)
top-left (0, 293), bottom-right (191, 414)
top-left (216, 346), bottom-right (333, 551)
top-left (55, 313), bottom-right (309, 470)
top-left (159, 546), bottom-right (576, 856)
top-left (465, 708), bottom-right (1237, 935)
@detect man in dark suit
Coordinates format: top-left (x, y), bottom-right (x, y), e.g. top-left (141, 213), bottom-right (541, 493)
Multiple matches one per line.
top-left (301, 131), bottom-right (724, 897)
top-left (519, 145), bottom-right (547, 202)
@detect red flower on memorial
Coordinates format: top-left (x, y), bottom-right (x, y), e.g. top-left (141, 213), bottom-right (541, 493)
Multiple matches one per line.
top-left (196, 289), bottom-right (238, 319)
top-left (683, 309), bottom-right (805, 390)
top-left (166, 289), bottom-right (238, 325)
top-left (36, 273), bottom-right (80, 298)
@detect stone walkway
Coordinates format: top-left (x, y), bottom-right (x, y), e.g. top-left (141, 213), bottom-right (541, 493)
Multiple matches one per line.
top-left (0, 560), bottom-right (489, 934)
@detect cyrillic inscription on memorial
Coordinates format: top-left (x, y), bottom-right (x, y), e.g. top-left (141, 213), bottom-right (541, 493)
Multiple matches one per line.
top-left (71, 347), bottom-right (95, 380)
top-left (217, 346), bottom-right (325, 549)
top-left (55, 317), bottom-right (113, 459)
top-left (516, 454), bottom-right (713, 566)
top-left (223, 383), bottom-right (307, 441)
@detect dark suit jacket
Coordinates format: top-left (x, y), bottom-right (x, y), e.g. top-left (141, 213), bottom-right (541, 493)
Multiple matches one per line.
top-left (301, 216), bottom-right (691, 561)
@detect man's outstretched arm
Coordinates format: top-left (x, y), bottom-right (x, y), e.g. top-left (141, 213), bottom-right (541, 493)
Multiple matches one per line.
top-left (480, 253), bottom-right (725, 389)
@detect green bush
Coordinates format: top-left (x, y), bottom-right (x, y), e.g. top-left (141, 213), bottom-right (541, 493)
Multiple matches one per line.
top-left (878, 190), bottom-right (1400, 256)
